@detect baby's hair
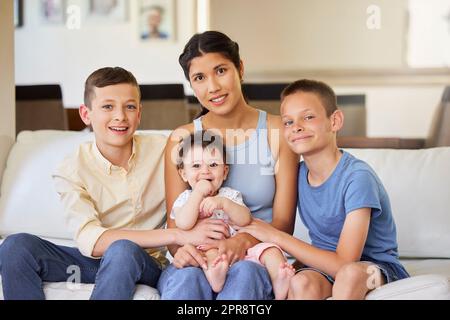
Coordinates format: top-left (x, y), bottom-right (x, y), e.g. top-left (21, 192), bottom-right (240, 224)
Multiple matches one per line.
top-left (281, 79), bottom-right (338, 117)
top-left (176, 130), bottom-right (226, 170)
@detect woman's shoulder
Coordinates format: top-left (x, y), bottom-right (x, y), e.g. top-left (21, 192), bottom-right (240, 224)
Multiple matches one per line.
top-left (167, 123), bottom-right (195, 141)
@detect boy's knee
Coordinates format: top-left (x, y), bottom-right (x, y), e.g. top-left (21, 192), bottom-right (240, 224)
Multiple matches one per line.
top-left (0, 233), bottom-right (40, 255)
top-left (335, 263), bottom-right (367, 285)
top-left (290, 273), bottom-right (313, 292)
top-left (103, 239), bottom-right (143, 261)
top-left (289, 273), bottom-right (329, 299)
top-left (0, 233), bottom-right (41, 266)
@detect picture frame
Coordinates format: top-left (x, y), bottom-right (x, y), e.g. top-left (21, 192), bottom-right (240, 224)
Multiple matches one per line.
top-left (40, 0), bottom-right (66, 24)
top-left (14, 0), bottom-right (24, 28)
top-left (138, 0), bottom-right (176, 41)
top-left (85, 0), bottom-right (129, 24)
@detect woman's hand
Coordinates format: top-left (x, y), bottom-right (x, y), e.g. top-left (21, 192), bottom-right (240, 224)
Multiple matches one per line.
top-left (236, 218), bottom-right (280, 243)
top-left (178, 218), bottom-right (230, 246)
top-left (172, 244), bottom-right (208, 269)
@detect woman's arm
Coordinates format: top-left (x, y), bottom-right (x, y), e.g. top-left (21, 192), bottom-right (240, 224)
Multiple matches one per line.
top-left (239, 208), bottom-right (371, 277)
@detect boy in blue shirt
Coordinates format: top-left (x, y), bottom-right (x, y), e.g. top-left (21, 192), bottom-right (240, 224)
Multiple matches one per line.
top-left (238, 79), bottom-right (409, 299)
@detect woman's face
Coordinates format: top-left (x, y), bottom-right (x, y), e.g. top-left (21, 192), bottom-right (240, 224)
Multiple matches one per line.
top-left (188, 52), bottom-right (244, 116)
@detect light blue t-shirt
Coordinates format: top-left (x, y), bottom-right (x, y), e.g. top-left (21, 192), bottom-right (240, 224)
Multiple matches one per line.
top-left (298, 151), bottom-right (401, 266)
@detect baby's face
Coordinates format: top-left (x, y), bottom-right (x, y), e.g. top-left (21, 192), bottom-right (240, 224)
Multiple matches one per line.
top-left (180, 145), bottom-right (228, 193)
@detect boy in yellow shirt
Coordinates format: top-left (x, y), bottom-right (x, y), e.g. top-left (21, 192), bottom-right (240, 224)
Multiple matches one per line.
top-left (0, 67), bottom-right (218, 299)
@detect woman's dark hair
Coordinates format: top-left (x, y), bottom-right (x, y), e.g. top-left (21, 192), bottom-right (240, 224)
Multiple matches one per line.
top-left (179, 31), bottom-right (243, 118)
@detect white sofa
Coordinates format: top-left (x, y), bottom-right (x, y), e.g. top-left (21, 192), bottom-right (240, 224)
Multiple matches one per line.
top-left (0, 130), bottom-right (449, 300)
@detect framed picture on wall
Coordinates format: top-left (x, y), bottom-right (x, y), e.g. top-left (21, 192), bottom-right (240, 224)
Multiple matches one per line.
top-left (139, 0), bottom-right (176, 41)
top-left (85, 0), bottom-right (128, 23)
top-left (40, 0), bottom-right (66, 24)
top-left (14, 0), bottom-right (24, 28)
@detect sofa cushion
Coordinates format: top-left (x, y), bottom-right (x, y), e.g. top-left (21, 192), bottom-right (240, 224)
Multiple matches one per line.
top-left (0, 135), bottom-right (14, 189)
top-left (293, 147), bottom-right (450, 259)
top-left (0, 278), bottom-right (160, 300)
top-left (0, 237), bottom-right (160, 300)
top-left (401, 259), bottom-right (450, 278)
top-left (365, 274), bottom-right (450, 300)
top-left (0, 130), bottom-right (172, 240)
top-left (346, 148), bottom-right (450, 259)
top-left (0, 131), bottom-right (94, 239)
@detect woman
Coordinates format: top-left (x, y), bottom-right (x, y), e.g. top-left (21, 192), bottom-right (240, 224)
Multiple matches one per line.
top-left (157, 31), bottom-right (299, 299)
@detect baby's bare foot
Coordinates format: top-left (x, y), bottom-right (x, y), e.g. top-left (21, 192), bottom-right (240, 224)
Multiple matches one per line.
top-left (273, 262), bottom-right (295, 300)
top-left (205, 254), bottom-right (229, 293)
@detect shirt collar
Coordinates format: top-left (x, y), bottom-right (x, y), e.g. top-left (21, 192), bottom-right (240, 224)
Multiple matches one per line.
top-left (92, 136), bottom-right (138, 175)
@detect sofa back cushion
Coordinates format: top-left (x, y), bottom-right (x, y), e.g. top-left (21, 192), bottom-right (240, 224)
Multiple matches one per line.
top-left (293, 147), bottom-right (450, 259)
top-left (0, 130), bottom-right (171, 240)
top-left (0, 131), bottom-right (94, 239)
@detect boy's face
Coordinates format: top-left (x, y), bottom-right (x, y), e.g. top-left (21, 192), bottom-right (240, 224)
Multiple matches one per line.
top-left (79, 83), bottom-right (141, 152)
top-left (179, 145), bottom-right (229, 193)
top-left (280, 91), bottom-right (343, 156)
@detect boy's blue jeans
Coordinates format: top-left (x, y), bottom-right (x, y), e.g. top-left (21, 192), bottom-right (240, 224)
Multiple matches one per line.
top-left (157, 261), bottom-right (274, 300)
top-left (0, 233), bottom-right (161, 300)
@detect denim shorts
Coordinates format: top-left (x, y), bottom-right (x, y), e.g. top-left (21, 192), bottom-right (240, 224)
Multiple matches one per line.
top-left (295, 257), bottom-right (410, 285)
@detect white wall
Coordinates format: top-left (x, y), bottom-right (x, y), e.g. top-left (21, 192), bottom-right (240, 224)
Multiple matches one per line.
top-left (334, 86), bottom-right (444, 138)
top-left (209, 0), bottom-right (407, 72)
top-left (208, 0), bottom-right (447, 139)
top-left (15, 0), bottom-right (197, 107)
top-left (14, 0), bottom-right (449, 139)
top-left (1, 0), bottom-right (15, 140)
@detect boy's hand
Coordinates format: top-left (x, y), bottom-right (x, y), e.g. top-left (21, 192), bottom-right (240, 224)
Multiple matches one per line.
top-left (193, 179), bottom-right (214, 197)
top-left (236, 218), bottom-right (278, 243)
top-left (200, 196), bottom-right (225, 217)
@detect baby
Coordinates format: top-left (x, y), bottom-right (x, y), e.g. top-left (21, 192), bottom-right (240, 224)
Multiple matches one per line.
top-left (171, 130), bottom-right (295, 299)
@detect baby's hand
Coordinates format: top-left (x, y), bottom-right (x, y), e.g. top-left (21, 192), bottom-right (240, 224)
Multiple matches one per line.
top-left (199, 210), bottom-right (213, 219)
top-left (194, 179), bottom-right (214, 197)
top-left (200, 196), bottom-right (225, 217)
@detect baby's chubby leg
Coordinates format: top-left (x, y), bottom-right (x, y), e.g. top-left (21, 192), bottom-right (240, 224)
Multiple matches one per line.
top-left (259, 247), bottom-right (295, 300)
top-left (203, 248), bottom-right (229, 293)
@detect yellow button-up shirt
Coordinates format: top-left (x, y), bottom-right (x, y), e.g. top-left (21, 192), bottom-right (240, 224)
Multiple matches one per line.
top-left (53, 134), bottom-right (168, 266)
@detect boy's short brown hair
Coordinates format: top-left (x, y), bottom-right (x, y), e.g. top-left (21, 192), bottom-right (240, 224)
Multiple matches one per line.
top-left (281, 79), bottom-right (338, 117)
top-left (84, 67), bottom-right (140, 108)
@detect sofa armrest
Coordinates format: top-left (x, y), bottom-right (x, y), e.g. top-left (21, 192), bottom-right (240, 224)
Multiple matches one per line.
top-left (0, 135), bottom-right (14, 189)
